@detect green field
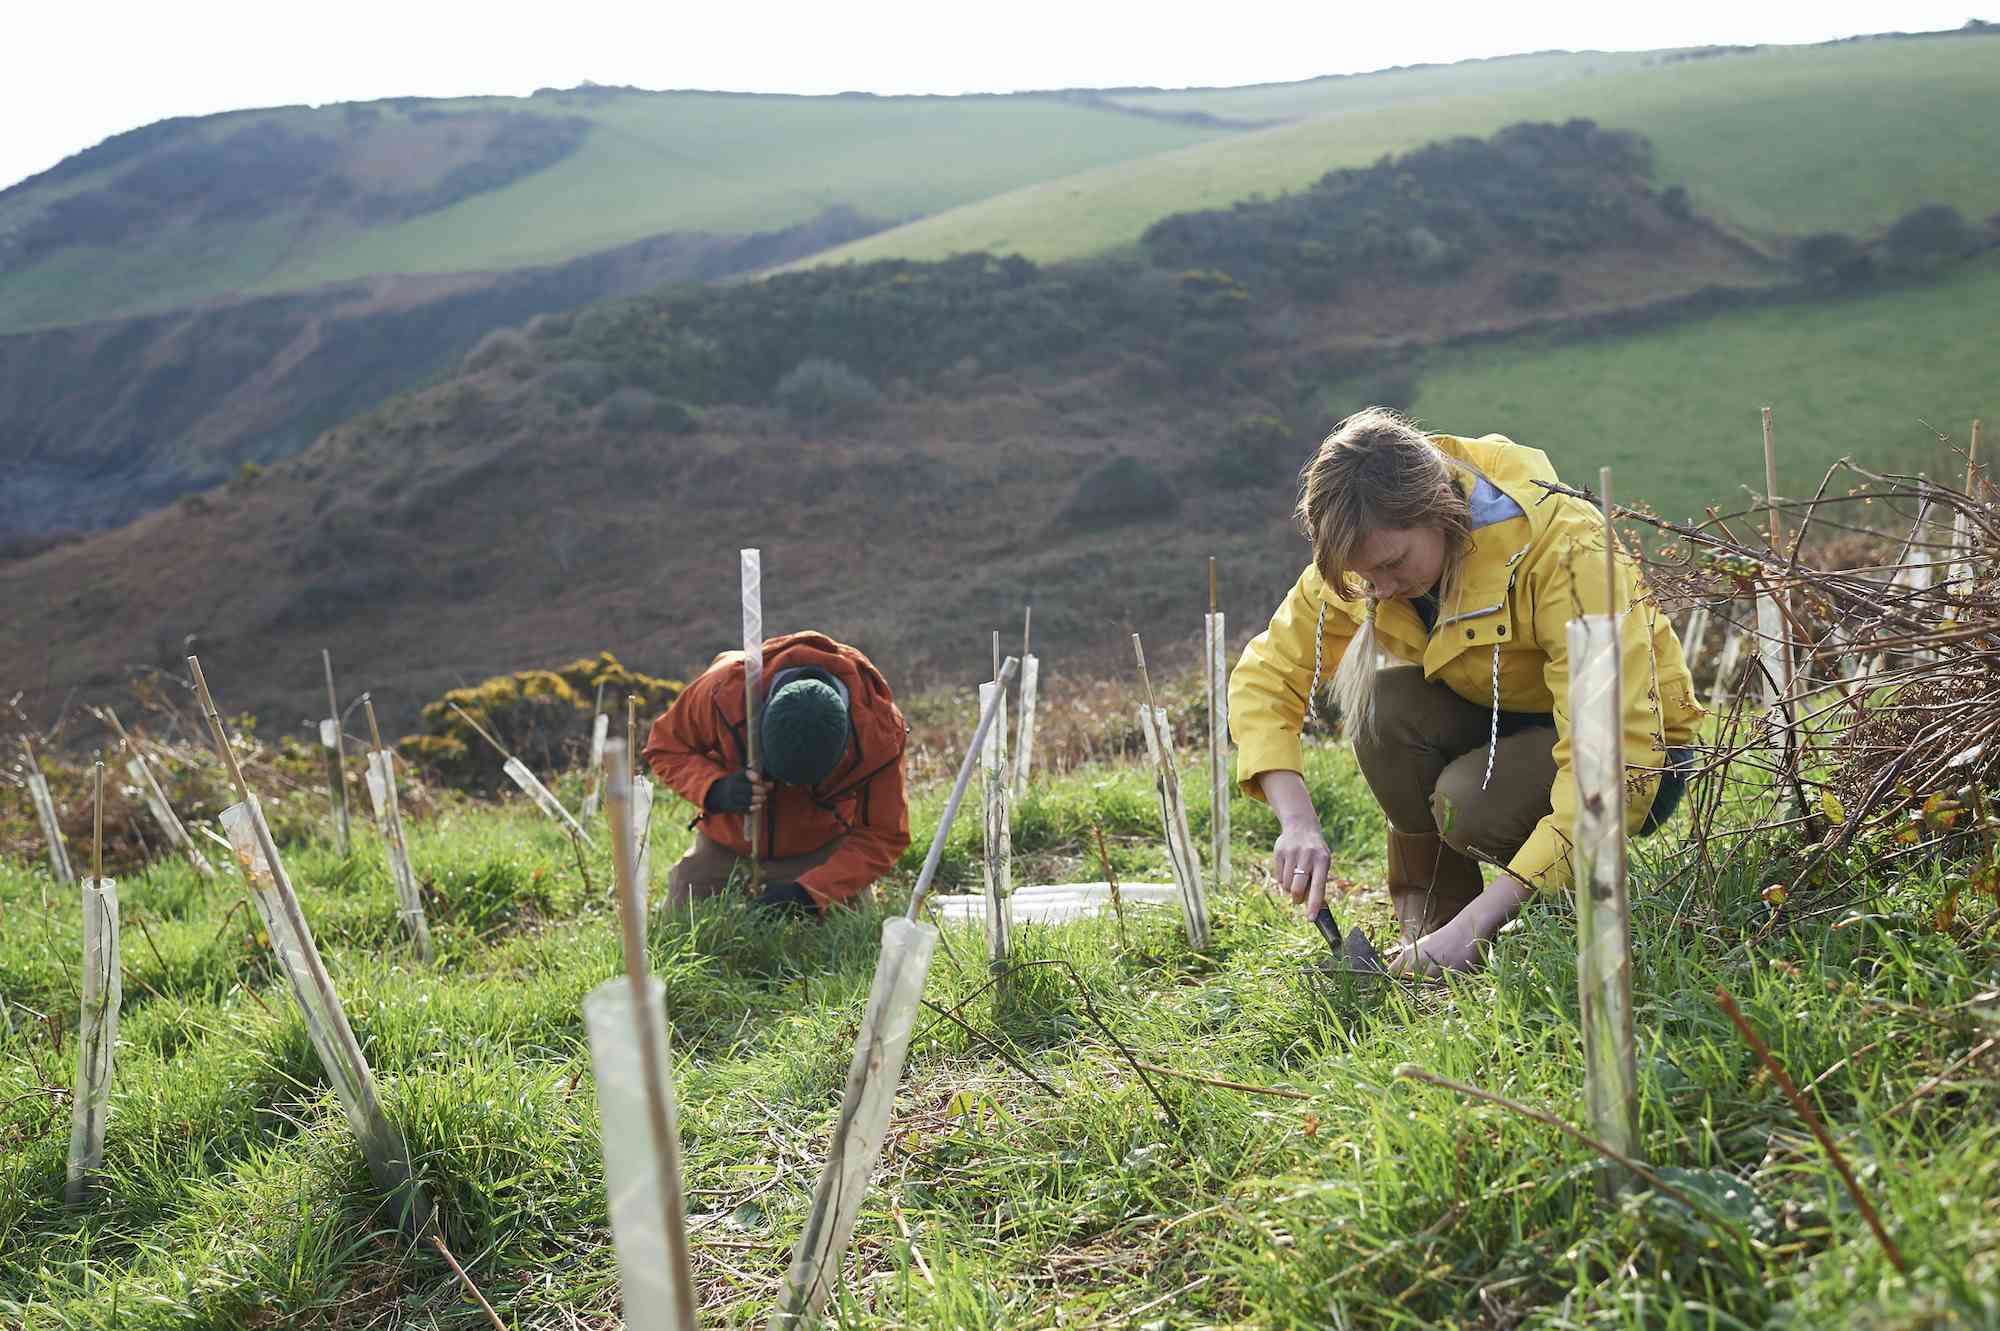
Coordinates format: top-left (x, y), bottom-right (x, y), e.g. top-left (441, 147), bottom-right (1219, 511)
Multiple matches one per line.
top-left (3, 704), bottom-right (1996, 1327)
top-left (0, 92), bottom-right (1236, 330)
top-left (806, 35), bottom-right (2000, 269)
top-left (1402, 256), bottom-right (2000, 524)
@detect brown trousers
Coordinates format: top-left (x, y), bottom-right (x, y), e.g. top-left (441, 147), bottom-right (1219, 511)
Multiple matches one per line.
top-left (1350, 667), bottom-right (1558, 867)
top-left (666, 831), bottom-right (844, 906)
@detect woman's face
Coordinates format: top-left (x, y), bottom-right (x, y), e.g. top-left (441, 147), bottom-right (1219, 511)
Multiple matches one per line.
top-left (1350, 526), bottom-right (1447, 601)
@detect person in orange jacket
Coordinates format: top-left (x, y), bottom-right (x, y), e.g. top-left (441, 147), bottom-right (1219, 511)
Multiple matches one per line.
top-left (643, 631), bottom-right (911, 915)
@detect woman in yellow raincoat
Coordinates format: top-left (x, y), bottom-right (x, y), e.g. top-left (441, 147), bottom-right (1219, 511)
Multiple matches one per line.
top-left (1229, 408), bottom-right (1702, 974)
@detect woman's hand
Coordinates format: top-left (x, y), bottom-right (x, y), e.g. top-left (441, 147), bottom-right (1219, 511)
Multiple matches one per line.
top-left (1389, 873), bottom-right (1531, 977)
top-left (1259, 770), bottom-right (1332, 915)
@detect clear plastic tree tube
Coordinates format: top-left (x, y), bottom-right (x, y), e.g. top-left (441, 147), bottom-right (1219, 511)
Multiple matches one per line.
top-left (770, 917), bottom-right (939, 1330)
top-left (1206, 610), bottom-right (1231, 894)
top-left (632, 775), bottom-right (656, 907)
top-left (365, 750), bottom-right (432, 962)
top-left (503, 756), bottom-right (592, 844)
top-left (22, 739), bottom-right (73, 885)
top-left (124, 754), bottom-right (214, 877)
top-left (1012, 653), bottom-right (1039, 798)
top-left (1140, 704), bottom-right (1210, 949)
top-left (221, 799), bottom-right (431, 1233)
top-left (65, 875), bottom-right (120, 1205)
top-left (979, 680), bottom-right (1012, 967)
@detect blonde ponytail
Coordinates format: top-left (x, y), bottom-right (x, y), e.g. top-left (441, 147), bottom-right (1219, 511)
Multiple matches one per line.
top-left (1332, 601), bottom-right (1380, 740)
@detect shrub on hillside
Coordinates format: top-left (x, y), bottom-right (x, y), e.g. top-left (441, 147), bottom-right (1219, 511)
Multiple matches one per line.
top-left (1503, 269), bottom-right (1562, 308)
top-left (1061, 456), bottom-right (1179, 529)
top-left (544, 358), bottom-right (615, 406)
top-left (1792, 231), bottom-right (1875, 290)
top-left (1885, 203), bottom-right (1976, 269)
top-left (774, 357), bottom-right (880, 429)
top-left (1211, 414), bottom-right (1297, 488)
top-left (465, 327), bottom-right (531, 372)
top-left (1659, 185), bottom-right (1693, 221)
top-left (600, 386), bottom-right (697, 434)
top-left (402, 651), bottom-right (684, 792)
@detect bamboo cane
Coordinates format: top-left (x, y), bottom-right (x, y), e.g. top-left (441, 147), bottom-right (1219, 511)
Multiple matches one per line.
top-left (1566, 468), bottom-right (1641, 1194)
top-left (21, 736), bottom-right (73, 885)
top-left (190, 657), bottom-right (432, 1235)
top-left (586, 741), bottom-right (699, 1331)
top-left (102, 709), bottom-right (214, 877)
top-left (66, 761), bottom-right (118, 1206)
top-left (322, 650), bottom-right (352, 856)
top-left (742, 548), bottom-right (765, 889)
top-left (363, 696), bottom-right (432, 962)
top-left (1133, 635), bottom-right (1210, 949)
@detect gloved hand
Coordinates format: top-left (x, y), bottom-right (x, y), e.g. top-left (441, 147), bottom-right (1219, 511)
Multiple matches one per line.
top-left (753, 881), bottom-right (819, 918)
top-left (1388, 873), bottom-right (1531, 977)
top-left (705, 769), bottom-right (769, 814)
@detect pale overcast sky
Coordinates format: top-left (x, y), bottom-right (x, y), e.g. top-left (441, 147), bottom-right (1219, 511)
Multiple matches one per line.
top-left (3, 0), bottom-right (1984, 192)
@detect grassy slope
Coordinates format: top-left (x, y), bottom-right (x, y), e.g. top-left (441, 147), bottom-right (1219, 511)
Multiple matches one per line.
top-left (805, 35), bottom-right (2000, 268)
top-left (0, 94), bottom-right (1231, 330)
top-left (2, 729), bottom-right (1995, 1327)
top-left (1406, 256), bottom-right (2000, 524)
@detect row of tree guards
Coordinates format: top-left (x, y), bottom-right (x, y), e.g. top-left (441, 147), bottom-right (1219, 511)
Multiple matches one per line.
top-left (27, 436), bottom-right (1891, 1319)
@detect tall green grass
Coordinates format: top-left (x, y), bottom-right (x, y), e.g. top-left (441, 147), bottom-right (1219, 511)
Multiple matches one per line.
top-left (3, 738), bottom-right (1994, 1327)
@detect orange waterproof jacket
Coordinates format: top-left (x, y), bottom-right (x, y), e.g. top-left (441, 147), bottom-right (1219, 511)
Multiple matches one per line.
top-left (643, 631), bottom-right (910, 910)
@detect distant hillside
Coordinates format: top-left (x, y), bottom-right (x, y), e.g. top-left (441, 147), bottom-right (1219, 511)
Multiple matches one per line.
top-left (802, 32), bottom-right (2000, 268)
top-left (0, 206), bottom-right (884, 537)
top-left (0, 120), bottom-right (1836, 733)
top-left (0, 89), bottom-right (1243, 333)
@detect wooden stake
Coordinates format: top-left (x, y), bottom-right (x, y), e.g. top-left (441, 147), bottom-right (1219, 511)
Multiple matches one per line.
top-left (92, 760), bottom-right (103, 885)
top-left (322, 650), bottom-right (352, 856)
top-left (627, 694), bottom-right (639, 783)
top-left (603, 741), bottom-right (699, 1331)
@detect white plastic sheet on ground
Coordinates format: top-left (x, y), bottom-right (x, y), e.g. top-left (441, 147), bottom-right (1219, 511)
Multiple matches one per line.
top-left (585, 974), bottom-right (697, 1331)
top-left (1139, 704), bottom-right (1210, 950)
top-left (980, 680), bottom-right (1012, 966)
top-left (125, 755), bottom-right (214, 877)
top-left (66, 876), bottom-right (119, 1205)
top-left (1565, 613), bottom-right (1640, 1175)
top-left (27, 768), bottom-right (73, 885)
top-left (364, 751), bottom-right (432, 962)
top-left (221, 799), bottom-right (431, 1232)
top-left (583, 712), bottom-right (611, 821)
top-left (770, 917), bottom-right (939, 1330)
top-left (1205, 611), bottom-right (1231, 894)
top-left (502, 756), bottom-right (591, 844)
top-left (930, 880), bottom-right (1177, 926)
top-left (1012, 653), bottom-right (1039, 798)
top-left (632, 775), bottom-right (656, 907)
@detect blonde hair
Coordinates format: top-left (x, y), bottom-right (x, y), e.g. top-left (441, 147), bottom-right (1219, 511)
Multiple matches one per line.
top-left (1294, 407), bottom-right (1474, 738)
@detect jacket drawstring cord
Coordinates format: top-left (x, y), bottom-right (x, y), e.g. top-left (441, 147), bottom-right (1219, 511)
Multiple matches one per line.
top-left (1306, 601), bottom-right (1329, 723)
top-left (1481, 641), bottom-right (1501, 791)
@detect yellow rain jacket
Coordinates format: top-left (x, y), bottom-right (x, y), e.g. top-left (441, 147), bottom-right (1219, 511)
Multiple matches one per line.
top-left (1230, 432), bottom-right (1701, 893)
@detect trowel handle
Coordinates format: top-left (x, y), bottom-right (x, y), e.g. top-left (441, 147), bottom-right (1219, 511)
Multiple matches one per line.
top-left (1311, 905), bottom-right (1343, 952)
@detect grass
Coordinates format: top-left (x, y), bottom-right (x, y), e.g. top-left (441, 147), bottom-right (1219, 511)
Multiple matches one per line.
top-left (4, 717), bottom-right (1996, 1328)
top-left (1404, 255), bottom-right (2000, 524)
top-left (804, 34), bottom-right (2000, 269)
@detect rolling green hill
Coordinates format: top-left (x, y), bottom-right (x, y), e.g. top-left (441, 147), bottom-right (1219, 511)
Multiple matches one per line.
top-left (0, 91), bottom-right (1238, 332)
top-left (1406, 255), bottom-right (2000, 523)
top-left (802, 33), bottom-right (2000, 268)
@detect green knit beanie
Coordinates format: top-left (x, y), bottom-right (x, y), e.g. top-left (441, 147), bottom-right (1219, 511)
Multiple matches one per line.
top-left (760, 678), bottom-right (849, 785)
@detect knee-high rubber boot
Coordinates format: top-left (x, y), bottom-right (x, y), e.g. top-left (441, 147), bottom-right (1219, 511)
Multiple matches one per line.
top-left (1386, 829), bottom-right (1485, 943)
